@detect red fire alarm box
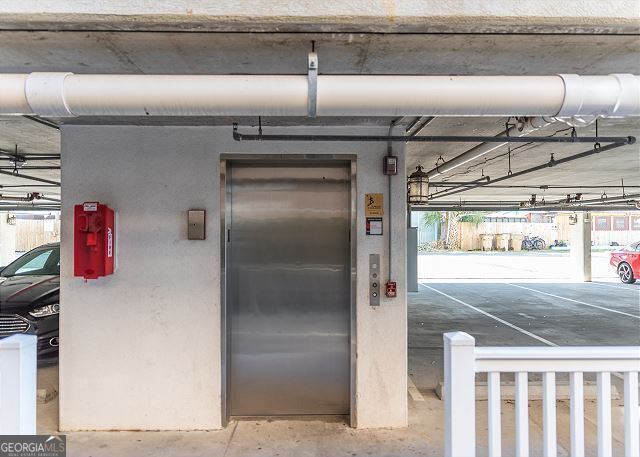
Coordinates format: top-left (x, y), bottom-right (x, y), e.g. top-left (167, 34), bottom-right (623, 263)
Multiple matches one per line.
top-left (74, 202), bottom-right (116, 280)
top-left (385, 281), bottom-right (397, 298)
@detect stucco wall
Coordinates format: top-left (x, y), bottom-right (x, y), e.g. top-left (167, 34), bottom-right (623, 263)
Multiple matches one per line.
top-left (59, 125), bottom-right (407, 430)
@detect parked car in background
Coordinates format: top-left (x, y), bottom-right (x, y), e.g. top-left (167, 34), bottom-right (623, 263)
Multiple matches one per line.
top-left (0, 242), bottom-right (59, 363)
top-left (610, 241), bottom-right (640, 284)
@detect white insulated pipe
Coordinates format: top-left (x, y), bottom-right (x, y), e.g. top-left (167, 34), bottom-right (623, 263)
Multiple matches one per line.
top-left (0, 73), bottom-right (638, 118)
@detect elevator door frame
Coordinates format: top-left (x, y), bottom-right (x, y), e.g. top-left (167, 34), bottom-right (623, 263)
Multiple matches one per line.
top-left (220, 155), bottom-right (357, 426)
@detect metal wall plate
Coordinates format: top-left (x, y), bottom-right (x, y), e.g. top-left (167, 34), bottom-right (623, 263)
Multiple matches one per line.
top-left (187, 209), bottom-right (206, 240)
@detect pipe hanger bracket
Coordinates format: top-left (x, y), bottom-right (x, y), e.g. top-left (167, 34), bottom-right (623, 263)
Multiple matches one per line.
top-left (307, 52), bottom-right (318, 118)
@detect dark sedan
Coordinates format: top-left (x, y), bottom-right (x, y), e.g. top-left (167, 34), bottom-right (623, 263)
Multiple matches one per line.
top-left (0, 242), bottom-right (59, 363)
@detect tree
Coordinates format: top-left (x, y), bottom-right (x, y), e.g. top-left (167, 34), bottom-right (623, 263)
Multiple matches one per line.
top-left (421, 211), bottom-right (443, 226)
top-left (422, 211), bottom-right (486, 248)
top-left (456, 212), bottom-right (486, 225)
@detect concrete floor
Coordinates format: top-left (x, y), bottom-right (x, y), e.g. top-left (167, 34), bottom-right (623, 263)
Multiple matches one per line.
top-left (419, 250), bottom-right (619, 280)
top-left (36, 280), bottom-right (639, 456)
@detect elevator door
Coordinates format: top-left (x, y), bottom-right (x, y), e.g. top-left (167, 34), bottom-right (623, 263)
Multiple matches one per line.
top-left (226, 162), bottom-right (351, 416)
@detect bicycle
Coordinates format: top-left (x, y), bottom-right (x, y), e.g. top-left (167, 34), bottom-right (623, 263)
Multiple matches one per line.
top-left (522, 235), bottom-right (546, 250)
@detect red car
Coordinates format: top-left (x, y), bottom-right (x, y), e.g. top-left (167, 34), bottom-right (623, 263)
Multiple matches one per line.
top-left (610, 241), bottom-right (640, 284)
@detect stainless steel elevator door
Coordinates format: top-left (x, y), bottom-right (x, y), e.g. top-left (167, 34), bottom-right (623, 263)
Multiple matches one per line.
top-left (227, 162), bottom-right (351, 416)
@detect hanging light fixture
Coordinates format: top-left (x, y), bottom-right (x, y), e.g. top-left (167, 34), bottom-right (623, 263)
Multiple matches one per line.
top-left (407, 165), bottom-right (429, 205)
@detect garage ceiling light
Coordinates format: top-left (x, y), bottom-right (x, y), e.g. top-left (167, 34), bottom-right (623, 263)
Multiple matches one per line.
top-left (407, 165), bottom-right (429, 206)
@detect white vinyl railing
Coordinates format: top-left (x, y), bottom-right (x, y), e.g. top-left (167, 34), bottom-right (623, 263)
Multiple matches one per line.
top-left (444, 332), bottom-right (640, 457)
top-left (0, 334), bottom-right (37, 435)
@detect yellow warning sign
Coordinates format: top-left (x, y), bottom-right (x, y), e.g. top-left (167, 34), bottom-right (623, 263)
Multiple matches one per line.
top-left (365, 193), bottom-right (384, 217)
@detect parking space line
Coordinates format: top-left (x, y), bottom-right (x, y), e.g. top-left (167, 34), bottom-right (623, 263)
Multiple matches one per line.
top-left (507, 283), bottom-right (640, 319)
top-left (420, 284), bottom-right (558, 346)
top-left (407, 375), bottom-right (425, 402)
top-left (589, 282), bottom-right (640, 293)
top-left (419, 283), bottom-right (627, 382)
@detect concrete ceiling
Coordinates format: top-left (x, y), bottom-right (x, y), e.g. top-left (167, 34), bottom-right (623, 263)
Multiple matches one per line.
top-left (405, 117), bottom-right (640, 203)
top-left (2, 32), bottom-right (639, 75)
top-left (0, 31), bottom-right (638, 206)
top-left (0, 116), bottom-right (59, 204)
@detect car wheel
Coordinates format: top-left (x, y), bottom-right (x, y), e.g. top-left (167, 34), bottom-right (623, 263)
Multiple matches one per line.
top-left (617, 262), bottom-right (636, 284)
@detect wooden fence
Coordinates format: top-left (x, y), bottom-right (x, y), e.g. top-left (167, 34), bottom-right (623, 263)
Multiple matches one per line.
top-left (457, 222), bottom-right (558, 251)
top-left (15, 219), bottom-right (61, 253)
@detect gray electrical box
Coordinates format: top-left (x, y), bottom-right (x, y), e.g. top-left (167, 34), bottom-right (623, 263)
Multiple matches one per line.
top-left (188, 210), bottom-right (206, 240)
top-left (369, 253), bottom-right (380, 306)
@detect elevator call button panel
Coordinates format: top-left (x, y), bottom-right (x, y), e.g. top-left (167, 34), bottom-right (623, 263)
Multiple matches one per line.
top-left (369, 253), bottom-right (380, 306)
top-left (188, 209), bottom-right (206, 240)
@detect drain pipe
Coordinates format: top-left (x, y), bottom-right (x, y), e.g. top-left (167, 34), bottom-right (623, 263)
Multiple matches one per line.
top-left (1, 73), bottom-right (638, 118)
top-left (425, 117), bottom-right (553, 180)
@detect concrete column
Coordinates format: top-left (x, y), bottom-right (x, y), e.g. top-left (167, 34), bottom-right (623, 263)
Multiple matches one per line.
top-left (0, 213), bottom-right (16, 267)
top-left (570, 211), bottom-right (592, 282)
top-left (407, 210), bottom-right (418, 292)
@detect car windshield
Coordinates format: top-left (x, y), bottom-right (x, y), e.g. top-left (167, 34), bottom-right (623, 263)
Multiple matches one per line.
top-left (1, 246), bottom-right (60, 277)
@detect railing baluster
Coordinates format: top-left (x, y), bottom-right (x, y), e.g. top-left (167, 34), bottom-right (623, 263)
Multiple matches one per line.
top-left (0, 335), bottom-right (37, 435)
top-left (624, 371), bottom-right (639, 457)
top-left (597, 372), bottom-right (612, 457)
top-left (515, 372), bottom-right (529, 457)
top-left (453, 337), bottom-right (639, 457)
top-left (543, 372), bottom-right (557, 457)
top-left (444, 332), bottom-right (476, 457)
top-left (570, 372), bottom-right (585, 457)
top-left (488, 371), bottom-right (501, 457)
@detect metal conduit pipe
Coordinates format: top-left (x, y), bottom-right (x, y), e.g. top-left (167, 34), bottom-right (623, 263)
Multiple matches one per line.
top-left (0, 157), bottom-right (61, 161)
top-left (413, 200), bottom-right (529, 207)
top-left (415, 195), bottom-right (640, 208)
top-left (0, 185), bottom-right (59, 189)
top-left (0, 170), bottom-right (60, 186)
top-left (0, 166), bottom-right (60, 170)
top-left (0, 73), bottom-right (638, 118)
top-left (0, 206), bottom-right (60, 212)
top-left (552, 192), bottom-right (640, 206)
top-left (411, 196), bottom-right (640, 208)
top-left (0, 192), bottom-right (41, 202)
top-left (412, 205), bottom-right (640, 212)
top-left (232, 130), bottom-right (631, 144)
top-left (428, 184), bottom-right (640, 189)
top-left (425, 116), bottom-right (553, 180)
top-left (428, 140), bottom-right (631, 200)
